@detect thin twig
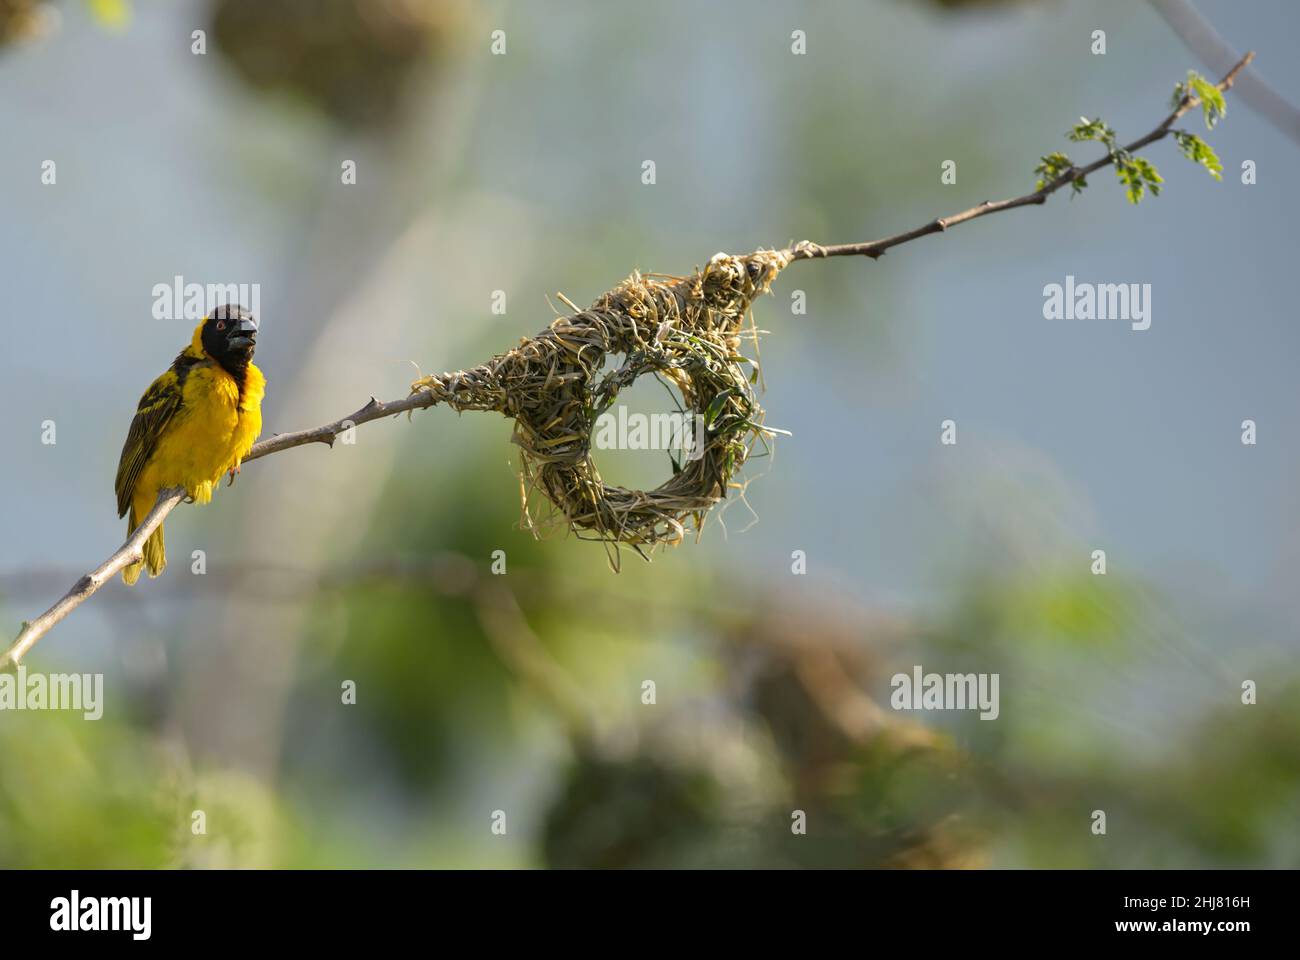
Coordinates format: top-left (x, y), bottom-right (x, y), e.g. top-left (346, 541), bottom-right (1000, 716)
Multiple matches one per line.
top-left (1, 53), bottom-right (1253, 670)
top-left (784, 51), bottom-right (1253, 264)
top-left (242, 391), bottom-right (440, 463)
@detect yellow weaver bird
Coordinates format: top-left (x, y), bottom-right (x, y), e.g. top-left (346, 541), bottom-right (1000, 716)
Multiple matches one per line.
top-left (114, 305), bottom-right (265, 584)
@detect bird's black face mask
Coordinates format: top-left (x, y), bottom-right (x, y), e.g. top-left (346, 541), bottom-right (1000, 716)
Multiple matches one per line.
top-left (201, 304), bottom-right (258, 378)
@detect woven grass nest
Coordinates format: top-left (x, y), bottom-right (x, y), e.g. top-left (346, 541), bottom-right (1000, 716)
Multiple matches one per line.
top-left (410, 249), bottom-right (792, 564)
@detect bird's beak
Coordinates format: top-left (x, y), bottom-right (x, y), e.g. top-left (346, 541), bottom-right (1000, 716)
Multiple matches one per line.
top-left (228, 316), bottom-right (258, 350)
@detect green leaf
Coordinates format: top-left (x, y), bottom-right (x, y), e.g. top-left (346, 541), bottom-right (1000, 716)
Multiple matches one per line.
top-left (1034, 151), bottom-right (1075, 191)
top-left (1115, 157), bottom-right (1163, 204)
top-left (1187, 72), bottom-right (1227, 128)
top-left (1174, 130), bottom-right (1223, 180)
top-left (703, 390), bottom-right (733, 428)
top-left (1068, 117), bottom-right (1116, 150)
top-left (1137, 157), bottom-right (1163, 196)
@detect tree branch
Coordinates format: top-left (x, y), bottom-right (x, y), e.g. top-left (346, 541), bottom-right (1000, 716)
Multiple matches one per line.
top-left (784, 51), bottom-right (1253, 264)
top-left (2, 489), bottom-right (187, 669)
top-left (1, 391), bottom-right (444, 671)
top-left (1, 53), bottom-right (1253, 671)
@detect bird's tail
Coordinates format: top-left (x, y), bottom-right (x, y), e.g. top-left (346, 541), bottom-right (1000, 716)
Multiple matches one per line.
top-left (122, 505), bottom-right (166, 585)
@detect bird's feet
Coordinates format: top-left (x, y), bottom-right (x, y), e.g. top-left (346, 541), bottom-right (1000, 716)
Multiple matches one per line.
top-left (227, 463), bottom-right (241, 487)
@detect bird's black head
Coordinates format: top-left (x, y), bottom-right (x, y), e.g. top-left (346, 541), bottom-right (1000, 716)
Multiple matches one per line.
top-left (201, 304), bottom-right (258, 377)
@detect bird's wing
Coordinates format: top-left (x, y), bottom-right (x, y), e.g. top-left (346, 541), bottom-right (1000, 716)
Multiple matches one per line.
top-left (114, 369), bottom-right (185, 518)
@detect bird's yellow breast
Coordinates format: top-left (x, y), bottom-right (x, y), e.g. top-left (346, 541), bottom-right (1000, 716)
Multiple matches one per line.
top-left (136, 361), bottom-right (264, 505)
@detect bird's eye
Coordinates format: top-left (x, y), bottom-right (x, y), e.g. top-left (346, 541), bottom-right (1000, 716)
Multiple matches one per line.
top-left (215, 320), bottom-right (226, 332)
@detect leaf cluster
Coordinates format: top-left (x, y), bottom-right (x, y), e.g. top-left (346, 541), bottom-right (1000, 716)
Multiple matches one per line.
top-left (1032, 71), bottom-right (1226, 203)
